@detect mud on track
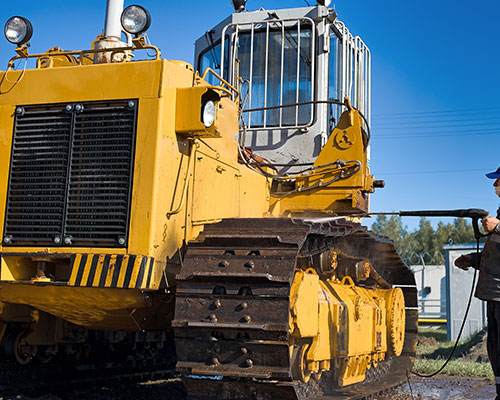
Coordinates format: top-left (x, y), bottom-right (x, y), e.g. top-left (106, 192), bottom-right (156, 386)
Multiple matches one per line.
top-left (0, 375), bottom-right (495, 400)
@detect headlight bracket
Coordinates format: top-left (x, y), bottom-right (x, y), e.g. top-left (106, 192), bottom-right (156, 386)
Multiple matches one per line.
top-left (176, 87), bottom-right (221, 138)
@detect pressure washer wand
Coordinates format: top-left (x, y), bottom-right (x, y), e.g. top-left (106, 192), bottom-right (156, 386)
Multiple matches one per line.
top-left (367, 208), bottom-right (490, 240)
top-left (367, 208), bottom-right (489, 378)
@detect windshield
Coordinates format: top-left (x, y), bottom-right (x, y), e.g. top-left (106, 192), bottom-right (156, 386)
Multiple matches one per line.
top-left (229, 20), bottom-right (314, 129)
top-left (198, 34), bottom-right (229, 86)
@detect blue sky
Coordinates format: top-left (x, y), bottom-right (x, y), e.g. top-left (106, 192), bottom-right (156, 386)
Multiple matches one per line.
top-left (1, 1), bottom-right (499, 230)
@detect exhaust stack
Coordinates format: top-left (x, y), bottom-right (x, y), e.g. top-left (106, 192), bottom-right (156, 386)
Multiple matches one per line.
top-left (94, 0), bottom-right (128, 63)
top-left (104, 0), bottom-right (125, 39)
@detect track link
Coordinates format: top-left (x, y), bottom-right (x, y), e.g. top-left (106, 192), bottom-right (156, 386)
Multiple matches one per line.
top-left (173, 218), bottom-right (418, 399)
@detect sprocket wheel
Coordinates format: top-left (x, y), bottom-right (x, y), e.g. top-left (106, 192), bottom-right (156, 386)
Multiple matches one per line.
top-left (5, 330), bottom-right (35, 365)
top-left (385, 288), bottom-right (406, 356)
top-left (291, 342), bottom-right (312, 383)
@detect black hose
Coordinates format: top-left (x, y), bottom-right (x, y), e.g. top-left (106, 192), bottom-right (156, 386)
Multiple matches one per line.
top-left (411, 238), bottom-right (480, 378)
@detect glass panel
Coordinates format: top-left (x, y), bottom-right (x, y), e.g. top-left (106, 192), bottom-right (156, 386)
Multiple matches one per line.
top-left (266, 30), bottom-right (282, 126)
top-left (238, 30), bottom-right (265, 127)
top-left (237, 25), bottom-right (312, 128)
top-left (238, 33), bottom-right (252, 125)
top-left (198, 37), bottom-right (229, 86)
top-left (297, 29), bottom-right (313, 126)
top-left (328, 32), bottom-right (340, 133)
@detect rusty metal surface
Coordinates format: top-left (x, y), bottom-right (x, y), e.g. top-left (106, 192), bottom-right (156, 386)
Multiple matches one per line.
top-left (174, 218), bottom-right (418, 400)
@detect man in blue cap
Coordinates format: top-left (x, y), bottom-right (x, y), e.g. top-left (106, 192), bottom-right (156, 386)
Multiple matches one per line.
top-left (455, 165), bottom-right (500, 399)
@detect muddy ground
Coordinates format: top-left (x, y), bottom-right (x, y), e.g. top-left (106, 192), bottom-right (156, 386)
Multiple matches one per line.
top-left (384, 375), bottom-right (495, 399)
top-left (381, 330), bottom-right (496, 399)
top-left (0, 331), bottom-right (494, 400)
top-left (0, 375), bottom-right (494, 400)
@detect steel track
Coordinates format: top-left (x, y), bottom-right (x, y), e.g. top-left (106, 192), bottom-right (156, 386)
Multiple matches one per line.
top-left (173, 218), bottom-right (418, 400)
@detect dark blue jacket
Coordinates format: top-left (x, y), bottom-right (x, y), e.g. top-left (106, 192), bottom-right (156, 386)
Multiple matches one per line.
top-left (474, 207), bottom-right (500, 301)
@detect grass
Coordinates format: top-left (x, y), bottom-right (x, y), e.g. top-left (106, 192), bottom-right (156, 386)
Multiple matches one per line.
top-left (412, 326), bottom-right (493, 379)
top-left (414, 358), bottom-right (493, 379)
top-left (417, 327), bottom-right (484, 357)
top-left (418, 326), bottom-right (448, 342)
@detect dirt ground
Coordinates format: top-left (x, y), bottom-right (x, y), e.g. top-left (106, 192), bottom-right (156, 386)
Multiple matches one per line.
top-left (390, 330), bottom-right (496, 399)
top-left (0, 378), bottom-right (186, 400)
top-left (386, 375), bottom-right (495, 400)
top-left (0, 375), bottom-right (494, 400)
top-left (0, 333), bottom-right (494, 400)
top-left (463, 332), bottom-right (490, 363)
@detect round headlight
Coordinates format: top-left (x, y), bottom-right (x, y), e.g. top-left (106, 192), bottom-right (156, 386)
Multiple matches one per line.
top-left (121, 5), bottom-right (151, 35)
top-left (4, 16), bottom-right (33, 45)
top-left (202, 101), bottom-right (216, 128)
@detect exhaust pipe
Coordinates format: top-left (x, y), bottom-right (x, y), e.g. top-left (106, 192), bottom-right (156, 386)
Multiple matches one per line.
top-left (104, 0), bottom-right (125, 39)
top-left (94, 0), bottom-right (127, 63)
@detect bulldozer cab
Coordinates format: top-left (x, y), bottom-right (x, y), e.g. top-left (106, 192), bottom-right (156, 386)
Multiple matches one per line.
top-left (195, 4), bottom-right (371, 172)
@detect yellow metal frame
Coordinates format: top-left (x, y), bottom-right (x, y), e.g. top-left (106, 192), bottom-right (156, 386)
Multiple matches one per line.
top-left (0, 37), bottom-right (389, 382)
top-left (0, 56), bottom-right (270, 330)
top-left (271, 100), bottom-right (374, 215)
top-left (289, 270), bottom-right (405, 386)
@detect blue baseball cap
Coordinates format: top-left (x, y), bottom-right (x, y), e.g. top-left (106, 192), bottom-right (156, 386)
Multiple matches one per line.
top-left (486, 166), bottom-right (500, 179)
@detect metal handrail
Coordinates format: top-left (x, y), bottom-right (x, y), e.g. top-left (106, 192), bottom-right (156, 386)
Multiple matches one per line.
top-left (201, 67), bottom-right (239, 99)
top-left (6, 39), bottom-right (161, 68)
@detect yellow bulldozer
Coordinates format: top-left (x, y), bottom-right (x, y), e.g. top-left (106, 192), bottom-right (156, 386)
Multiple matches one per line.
top-left (0, 0), bottom-right (416, 398)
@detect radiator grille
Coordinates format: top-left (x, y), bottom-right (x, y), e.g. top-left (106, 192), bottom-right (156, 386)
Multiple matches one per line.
top-left (3, 100), bottom-right (138, 247)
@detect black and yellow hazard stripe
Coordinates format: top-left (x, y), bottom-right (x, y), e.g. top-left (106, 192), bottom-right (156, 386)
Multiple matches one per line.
top-left (68, 254), bottom-right (155, 289)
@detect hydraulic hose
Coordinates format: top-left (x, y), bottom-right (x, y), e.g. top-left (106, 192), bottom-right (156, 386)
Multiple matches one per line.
top-left (411, 237), bottom-right (480, 378)
top-left (367, 209), bottom-right (488, 378)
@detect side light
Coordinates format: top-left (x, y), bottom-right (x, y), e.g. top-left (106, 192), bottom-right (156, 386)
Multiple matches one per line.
top-left (202, 101), bottom-right (216, 128)
top-left (120, 5), bottom-right (151, 36)
top-left (4, 16), bottom-right (33, 45)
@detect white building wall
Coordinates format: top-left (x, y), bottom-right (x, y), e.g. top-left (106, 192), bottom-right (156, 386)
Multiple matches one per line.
top-left (410, 264), bottom-right (446, 319)
top-left (443, 243), bottom-right (486, 341)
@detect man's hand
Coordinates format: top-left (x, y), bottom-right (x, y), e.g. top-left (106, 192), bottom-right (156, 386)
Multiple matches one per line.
top-left (455, 254), bottom-right (473, 270)
top-left (482, 216), bottom-right (500, 233)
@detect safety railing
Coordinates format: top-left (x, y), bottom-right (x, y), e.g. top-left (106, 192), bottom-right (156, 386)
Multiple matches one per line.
top-left (418, 298), bottom-right (447, 320)
top-left (221, 17), bottom-right (316, 130)
top-left (332, 20), bottom-right (371, 125)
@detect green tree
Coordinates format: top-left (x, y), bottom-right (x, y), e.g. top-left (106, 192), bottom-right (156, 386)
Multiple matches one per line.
top-left (371, 217), bottom-right (478, 265)
top-left (411, 218), bottom-right (435, 257)
top-left (371, 215), bottom-right (412, 261)
top-left (451, 217), bottom-right (476, 244)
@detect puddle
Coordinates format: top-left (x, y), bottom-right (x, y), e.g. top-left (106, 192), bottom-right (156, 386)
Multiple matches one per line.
top-left (388, 376), bottom-right (496, 399)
